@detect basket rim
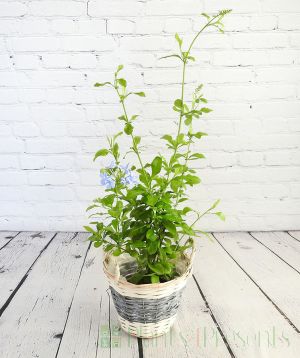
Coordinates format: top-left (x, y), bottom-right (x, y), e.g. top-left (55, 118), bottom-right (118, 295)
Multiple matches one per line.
top-left (102, 244), bottom-right (195, 289)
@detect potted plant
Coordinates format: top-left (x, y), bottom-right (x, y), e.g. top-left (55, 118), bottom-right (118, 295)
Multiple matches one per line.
top-left (85, 9), bottom-right (231, 338)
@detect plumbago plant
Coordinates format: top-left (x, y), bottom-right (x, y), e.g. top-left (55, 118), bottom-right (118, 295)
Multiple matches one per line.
top-left (85, 10), bottom-right (231, 284)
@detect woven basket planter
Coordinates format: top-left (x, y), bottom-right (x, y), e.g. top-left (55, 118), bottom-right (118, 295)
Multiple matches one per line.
top-left (103, 246), bottom-right (195, 338)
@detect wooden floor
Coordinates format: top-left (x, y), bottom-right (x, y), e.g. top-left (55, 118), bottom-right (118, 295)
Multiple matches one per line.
top-left (0, 231), bottom-right (299, 358)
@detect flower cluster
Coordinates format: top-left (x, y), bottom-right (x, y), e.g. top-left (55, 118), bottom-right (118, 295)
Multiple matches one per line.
top-left (100, 161), bottom-right (138, 189)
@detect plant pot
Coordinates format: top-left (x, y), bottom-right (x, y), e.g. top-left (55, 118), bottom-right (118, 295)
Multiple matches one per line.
top-left (103, 247), bottom-right (195, 338)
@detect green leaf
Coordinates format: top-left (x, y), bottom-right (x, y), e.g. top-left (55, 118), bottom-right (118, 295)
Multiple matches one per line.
top-left (93, 149), bottom-right (109, 161)
top-left (201, 107), bottom-right (213, 113)
top-left (113, 248), bottom-right (122, 256)
top-left (116, 64), bottom-right (124, 73)
top-left (182, 207), bottom-right (193, 215)
top-left (184, 174), bottom-right (201, 185)
top-left (163, 221), bottom-right (177, 238)
top-left (175, 33), bottom-right (183, 48)
top-left (118, 78), bottom-right (127, 87)
top-left (94, 241), bottom-right (102, 248)
top-left (101, 194), bottom-right (115, 207)
top-left (133, 136), bottom-right (141, 146)
top-left (131, 115), bottom-right (139, 121)
top-left (124, 122), bottom-right (133, 135)
top-left (146, 228), bottom-right (157, 241)
top-left (189, 153), bottom-right (205, 160)
top-left (201, 13), bottom-right (211, 20)
top-left (112, 143), bottom-right (119, 157)
top-left (210, 199), bottom-right (221, 210)
top-left (134, 92), bottom-right (146, 97)
top-left (148, 240), bottom-right (158, 255)
top-left (151, 275), bottom-right (160, 283)
top-left (94, 82), bottom-right (111, 87)
top-left (192, 132), bottom-right (208, 139)
top-left (148, 262), bottom-right (165, 275)
top-left (84, 226), bottom-right (95, 233)
top-left (159, 54), bottom-right (183, 61)
top-left (174, 99), bottom-right (183, 109)
top-left (215, 212), bottom-right (225, 221)
top-left (151, 156), bottom-right (162, 176)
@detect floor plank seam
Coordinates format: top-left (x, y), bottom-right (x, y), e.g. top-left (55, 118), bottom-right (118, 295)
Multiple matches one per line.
top-left (192, 274), bottom-right (236, 358)
top-left (54, 236), bottom-right (91, 358)
top-left (286, 231), bottom-right (300, 243)
top-left (0, 231), bottom-right (57, 318)
top-left (137, 338), bottom-right (144, 358)
top-left (248, 232), bottom-right (300, 275)
top-left (106, 287), bottom-right (112, 358)
top-left (0, 231), bottom-right (20, 251)
top-left (213, 233), bottom-right (300, 334)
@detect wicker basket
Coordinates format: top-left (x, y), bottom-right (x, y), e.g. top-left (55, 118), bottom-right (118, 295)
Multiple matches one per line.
top-left (103, 245), bottom-right (195, 338)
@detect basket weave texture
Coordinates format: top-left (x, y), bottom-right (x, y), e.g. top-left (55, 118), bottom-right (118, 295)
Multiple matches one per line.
top-left (103, 247), bottom-right (195, 338)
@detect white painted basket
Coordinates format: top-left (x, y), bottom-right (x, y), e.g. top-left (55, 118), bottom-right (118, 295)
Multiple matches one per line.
top-left (103, 245), bottom-right (195, 338)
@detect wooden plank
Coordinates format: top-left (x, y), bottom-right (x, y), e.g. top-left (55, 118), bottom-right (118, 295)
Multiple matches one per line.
top-left (288, 231), bottom-right (300, 242)
top-left (215, 232), bottom-right (300, 331)
top-left (56, 246), bottom-right (140, 358)
top-left (193, 235), bottom-right (300, 358)
top-left (0, 231), bottom-right (55, 311)
top-left (250, 231), bottom-right (300, 273)
top-left (0, 231), bottom-right (19, 250)
top-left (0, 232), bottom-right (89, 358)
top-left (142, 277), bottom-right (233, 358)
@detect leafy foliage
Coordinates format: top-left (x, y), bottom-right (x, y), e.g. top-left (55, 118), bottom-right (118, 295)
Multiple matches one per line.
top-left (85, 10), bottom-right (231, 284)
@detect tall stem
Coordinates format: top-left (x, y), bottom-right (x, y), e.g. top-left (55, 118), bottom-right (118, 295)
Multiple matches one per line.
top-left (116, 88), bottom-right (150, 189)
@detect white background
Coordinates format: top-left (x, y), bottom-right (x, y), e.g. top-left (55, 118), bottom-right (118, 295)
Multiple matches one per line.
top-left (0, 0), bottom-right (299, 231)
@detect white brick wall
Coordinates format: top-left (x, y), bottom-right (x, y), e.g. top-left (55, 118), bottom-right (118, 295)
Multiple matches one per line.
top-left (0, 0), bottom-right (300, 231)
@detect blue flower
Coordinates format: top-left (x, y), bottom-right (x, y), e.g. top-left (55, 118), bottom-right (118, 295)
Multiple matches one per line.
top-left (121, 171), bottom-right (138, 187)
top-left (100, 172), bottom-right (115, 189)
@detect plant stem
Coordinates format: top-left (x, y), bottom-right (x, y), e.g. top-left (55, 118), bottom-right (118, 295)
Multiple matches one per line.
top-left (115, 87), bottom-right (151, 189)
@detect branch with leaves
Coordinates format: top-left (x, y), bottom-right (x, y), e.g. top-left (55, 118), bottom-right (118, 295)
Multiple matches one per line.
top-left (85, 9), bottom-right (231, 284)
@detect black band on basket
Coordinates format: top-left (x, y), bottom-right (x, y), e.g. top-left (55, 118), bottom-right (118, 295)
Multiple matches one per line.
top-left (110, 286), bottom-right (184, 324)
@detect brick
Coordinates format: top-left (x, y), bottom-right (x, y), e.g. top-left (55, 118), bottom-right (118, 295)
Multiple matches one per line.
top-left (50, 19), bottom-right (76, 34)
top-left (0, 125), bottom-right (11, 136)
top-left (255, 68), bottom-right (300, 83)
top-left (165, 18), bottom-right (192, 33)
top-left (204, 0), bottom-right (260, 13)
top-left (13, 54), bottom-right (40, 69)
top-left (0, 55), bottom-right (11, 69)
top-left (13, 122), bottom-right (40, 137)
top-left (76, 19), bottom-right (106, 34)
top-left (146, 0), bottom-right (202, 15)
top-left (10, 37), bottom-right (60, 52)
top-left (213, 50), bottom-right (270, 66)
top-left (28, 171), bottom-right (77, 185)
top-left (88, 1), bottom-right (143, 17)
top-left (278, 15), bottom-right (300, 30)
top-left (120, 36), bottom-right (173, 51)
top-left (262, 0), bottom-right (300, 12)
top-left (19, 89), bottom-right (45, 103)
top-left (0, 155), bottom-right (19, 169)
top-left (1, 2), bottom-right (27, 17)
top-left (20, 155), bottom-right (74, 170)
top-left (20, 19), bottom-right (50, 35)
top-left (0, 89), bottom-right (18, 104)
top-left (239, 152), bottom-right (264, 167)
top-left (60, 36), bottom-right (116, 52)
top-left (0, 171), bottom-right (26, 185)
top-left (136, 19), bottom-right (164, 34)
top-left (0, 105), bottom-right (30, 121)
top-left (29, 1), bottom-right (86, 16)
top-left (25, 139), bottom-right (80, 153)
top-left (107, 19), bottom-right (135, 34)
top-left (233, 33), bottom-right (288, 49)
top-left (250, 16), bottom-right (277, 30)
